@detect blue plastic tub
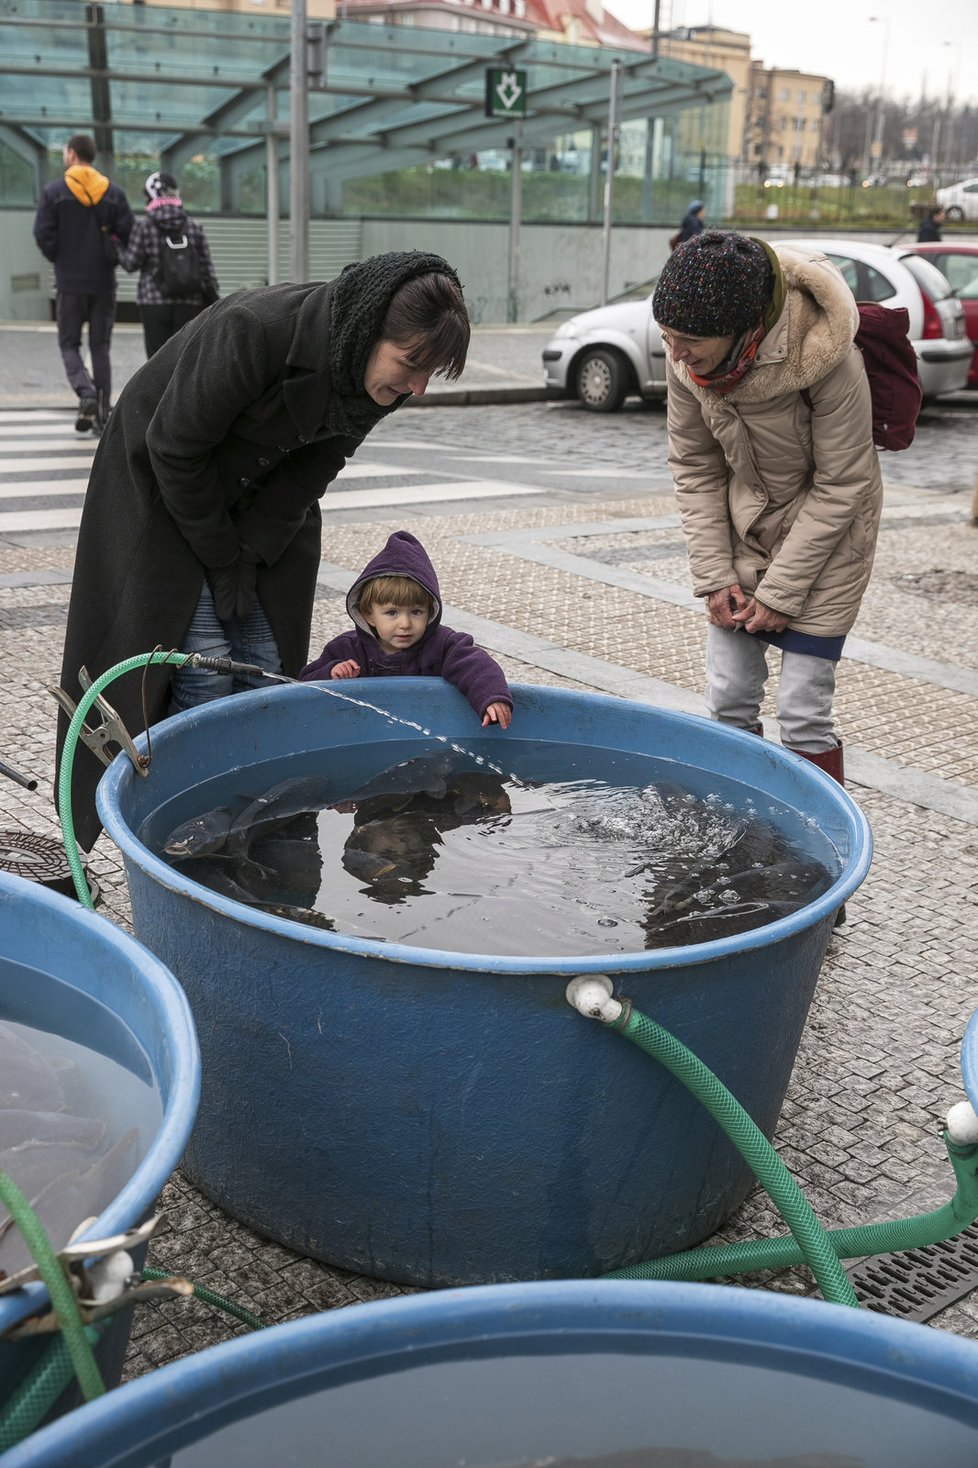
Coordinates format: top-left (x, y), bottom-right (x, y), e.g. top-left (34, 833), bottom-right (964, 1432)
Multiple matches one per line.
top-left (97, 680), bottom-right (871, 1285)
top-left (7, 1281), bottom-right (978, 1468)
top-left (0, 871), bottom-right (200, 1408)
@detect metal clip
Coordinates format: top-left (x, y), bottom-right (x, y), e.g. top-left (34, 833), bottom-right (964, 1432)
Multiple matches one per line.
top-left (0, 1215), bottom-right (161, 1298)
top-left (49, 667), bottom-right (150, 777)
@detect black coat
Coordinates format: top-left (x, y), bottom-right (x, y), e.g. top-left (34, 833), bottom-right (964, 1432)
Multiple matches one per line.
top-left (56, 280), bottom-right (384, 849)
top-left (33, 173), bottom-right (134, 294)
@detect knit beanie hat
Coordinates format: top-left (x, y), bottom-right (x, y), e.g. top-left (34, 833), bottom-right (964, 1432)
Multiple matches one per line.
top-left (652, 230), bottom-right (773, 337)
top-left (144, 170), bottom-right (178, 201)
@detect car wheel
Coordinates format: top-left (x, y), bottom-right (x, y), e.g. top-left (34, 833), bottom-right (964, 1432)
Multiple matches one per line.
top-left (575, 349), bottom-right (630, 412)
top-left (945, 206), bottom-right (965, 222)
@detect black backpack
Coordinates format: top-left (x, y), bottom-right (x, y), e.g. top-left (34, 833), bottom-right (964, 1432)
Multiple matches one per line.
top-left (155, 233), bottom-right (203, 297)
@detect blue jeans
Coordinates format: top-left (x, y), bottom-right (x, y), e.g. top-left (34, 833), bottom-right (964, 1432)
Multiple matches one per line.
top-left (169, 579), bottom-right (283, 714)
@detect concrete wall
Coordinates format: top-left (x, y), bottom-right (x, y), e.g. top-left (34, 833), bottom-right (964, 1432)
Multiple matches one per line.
top-left (3, 208), bottom-right (973, 326)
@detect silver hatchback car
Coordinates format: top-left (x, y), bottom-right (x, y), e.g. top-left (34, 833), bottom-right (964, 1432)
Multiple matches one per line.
top-left (543, 238), bottom-right (972, 411)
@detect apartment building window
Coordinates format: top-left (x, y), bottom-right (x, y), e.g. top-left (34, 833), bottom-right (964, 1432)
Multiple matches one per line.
top-left (779, 87), bottom-right (790, 101)
top-left (797, 90), bottom-right (807, 102)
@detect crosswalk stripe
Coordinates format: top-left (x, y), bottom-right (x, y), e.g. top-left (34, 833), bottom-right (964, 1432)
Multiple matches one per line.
top-left (322, 480), bottom-right (544, 509)
top-left (0, 508), bottom-right (83, 531)
top-left (333, 463), bottom-right (425, 481)
top-left (0, 412), bottom-right (76, 425)
top-left (0, 440), bottom-right (97, 455)
top-left (0, 482), bottom-right (86, 500)
top-left (0, 457), bottom-right (95, 474)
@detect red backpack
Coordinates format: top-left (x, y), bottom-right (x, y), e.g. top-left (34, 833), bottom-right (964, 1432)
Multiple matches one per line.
top-left (803, 302), bottom-right (923, 451)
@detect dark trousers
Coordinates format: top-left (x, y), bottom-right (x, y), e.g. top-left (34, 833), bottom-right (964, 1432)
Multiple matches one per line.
top-left (140, 302), bottom-right (204, 359)
top-left (56, 291), bottom-right (115, 401)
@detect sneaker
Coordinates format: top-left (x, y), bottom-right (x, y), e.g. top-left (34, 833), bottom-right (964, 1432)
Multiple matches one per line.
top-left (75, 397), bottom-right (98, 433)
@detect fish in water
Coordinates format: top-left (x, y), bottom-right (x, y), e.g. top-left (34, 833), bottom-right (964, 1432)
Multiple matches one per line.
top-left (162, 805), bottom-right (235, 859)
top-left (0, 1022), bottom-right (65, 1113)
top-left (338, 751), bottom-right (465, 825)
top-left (161, 776), bottom-right (333, 861)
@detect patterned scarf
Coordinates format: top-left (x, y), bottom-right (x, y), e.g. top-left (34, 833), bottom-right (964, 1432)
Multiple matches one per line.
top-left (687, 319), bottom-right (767, 395)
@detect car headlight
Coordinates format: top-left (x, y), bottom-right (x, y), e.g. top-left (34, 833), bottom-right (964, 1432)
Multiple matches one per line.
top-left (552, 321), bottom-right (580, 340)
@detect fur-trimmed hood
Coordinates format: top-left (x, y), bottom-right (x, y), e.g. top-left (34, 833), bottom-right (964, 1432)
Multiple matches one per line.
top-left (669, 244), bottom-right (859, 405)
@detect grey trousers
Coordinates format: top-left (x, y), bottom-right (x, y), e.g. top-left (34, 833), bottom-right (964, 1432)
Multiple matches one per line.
top-left (56, 291), bottom-right (115, 399)
top-left (705, 624), bottom-right (838, 753)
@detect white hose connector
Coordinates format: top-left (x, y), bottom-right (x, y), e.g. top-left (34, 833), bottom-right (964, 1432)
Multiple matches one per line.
top-left (86, 1249), bottom-right (136, 1305)
top-left (946, 1100), bottom-right (978, 1145)
top-left (565, 974), bottom-right (623, 1024)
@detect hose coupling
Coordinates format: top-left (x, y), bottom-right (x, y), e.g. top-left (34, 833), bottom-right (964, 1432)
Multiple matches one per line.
top-left (946, 1100), bottom-right (978, 1146)
top-left (565, 975), bottom-right (624, 1024)
top-left (184, 654), bottom-right (268, 678)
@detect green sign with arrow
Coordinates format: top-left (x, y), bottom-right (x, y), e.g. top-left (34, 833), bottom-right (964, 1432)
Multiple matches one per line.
top-left (485, 67), bottom-right (527, 120)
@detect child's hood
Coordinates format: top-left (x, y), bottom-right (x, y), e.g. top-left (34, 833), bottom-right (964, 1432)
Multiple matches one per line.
top-left (347, 530), bottom-right (443, 638)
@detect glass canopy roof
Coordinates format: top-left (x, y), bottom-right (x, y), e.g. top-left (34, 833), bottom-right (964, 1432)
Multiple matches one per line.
top-left (0, 0), bottom-right (732, 183)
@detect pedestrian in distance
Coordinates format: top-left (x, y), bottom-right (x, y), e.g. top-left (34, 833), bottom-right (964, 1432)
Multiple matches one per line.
top-left (56, 251), bottom-right (471, 852)
top-left (118, 170), bottom-right (220, 358)
top-left (651, 230), bottom-right (883, 800)
top-left (32, 133), bottom-right (134, 434)
top-left (670, 199), bottom-right (706, 251)
top-left (917, 204), bottom-right (945, 243)
top-left (301, 530), bottom-right (513, 729)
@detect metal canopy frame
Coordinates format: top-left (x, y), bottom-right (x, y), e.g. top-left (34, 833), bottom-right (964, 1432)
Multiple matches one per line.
top-left (0, 0), bottom-right (732, 187)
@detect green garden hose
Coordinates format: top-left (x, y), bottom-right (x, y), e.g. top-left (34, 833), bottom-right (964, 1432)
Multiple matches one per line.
top-left (57, 650), bottom-right (189, 909)
top-left (0, 1325), bottom-right (102, 1456)
top-left (0, 1172), bottom-right (105, 1404)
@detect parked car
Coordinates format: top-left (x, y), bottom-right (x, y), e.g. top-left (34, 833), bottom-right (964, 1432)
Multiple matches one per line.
top-left (892, 242), bottom-right (978, 388)
top-left (542, 238), bottom-right (972, 412)
top-left (782, 238), bottom-right (972, 400)
top-left (542, 295), bottom-right (666, 411)
top-left (935, 177), bottom-right (978, 223)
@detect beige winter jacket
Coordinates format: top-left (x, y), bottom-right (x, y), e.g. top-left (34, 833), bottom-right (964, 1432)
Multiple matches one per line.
top-left (665, 244), bottom-right (883, 637)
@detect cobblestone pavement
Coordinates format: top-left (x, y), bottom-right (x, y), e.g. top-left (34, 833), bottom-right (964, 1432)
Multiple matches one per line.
top-left (1, 327), bottom-right (977, 1380)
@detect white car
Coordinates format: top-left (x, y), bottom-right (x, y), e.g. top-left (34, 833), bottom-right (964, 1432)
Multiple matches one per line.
top-left (542, 295), bottom-right (666, 411)
top-left (782, 238), bottom-right (972, 400)
top-left (936, 177), bottom-right (978, 223)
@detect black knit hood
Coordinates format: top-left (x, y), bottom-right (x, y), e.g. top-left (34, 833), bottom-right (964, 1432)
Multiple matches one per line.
top-left (325, 250), bottom-right (463, 438)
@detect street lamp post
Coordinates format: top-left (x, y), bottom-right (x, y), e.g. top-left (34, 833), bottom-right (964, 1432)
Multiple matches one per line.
top-left (867, 15), bottom-right (890, 181)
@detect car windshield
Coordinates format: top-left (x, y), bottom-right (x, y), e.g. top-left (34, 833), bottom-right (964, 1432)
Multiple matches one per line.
top-left (931, 255), bottom-right (978, 296)
top-left (899, 254), bottom-right (954, 301)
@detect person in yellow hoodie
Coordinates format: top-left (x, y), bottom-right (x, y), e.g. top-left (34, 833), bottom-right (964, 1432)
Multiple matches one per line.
top-left (33, 134), bottom-right (134, 433)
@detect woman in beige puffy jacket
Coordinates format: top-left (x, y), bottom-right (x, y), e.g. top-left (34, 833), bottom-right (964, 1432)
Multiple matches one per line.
top-left (652, 230), bottom-right (882, 793)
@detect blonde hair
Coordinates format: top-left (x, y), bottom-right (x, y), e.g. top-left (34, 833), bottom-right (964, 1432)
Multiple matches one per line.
top-left (360, 575), bottom-right (435, 618)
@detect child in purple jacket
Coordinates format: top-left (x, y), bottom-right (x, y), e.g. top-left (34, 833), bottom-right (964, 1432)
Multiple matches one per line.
top-left (300, 530), bottom-right (513, 728)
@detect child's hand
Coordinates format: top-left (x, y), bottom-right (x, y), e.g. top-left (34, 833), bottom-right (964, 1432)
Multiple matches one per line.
top-left (331, 660), bottom-right (361, 680)
top-left (482, 702), bottom-right (512, 730)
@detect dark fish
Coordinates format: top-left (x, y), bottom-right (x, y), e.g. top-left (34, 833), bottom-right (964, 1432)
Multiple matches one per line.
top-left (247, 830), bottom-right (323, 900)
top-left (340, 751), bottom-right (461, 823)
top-left (342, 848), bottom-right (400, 882)
top-left (0, 1023), bottom-right (65, 1112)
top-left (715, 860), bottom-right (832, 904)
top-left (721, 816), bottom-right (778, 871)
top-left (449, 772), bottom-right (512, 818)
top-left (0, 1111), bottom-right (105, 1152)
top-left (162, 805), bottom-right (234, 859)
top-left (225, 775), bottom-right (333, 858)
top-left (171, 855), bottom-right (267, 907)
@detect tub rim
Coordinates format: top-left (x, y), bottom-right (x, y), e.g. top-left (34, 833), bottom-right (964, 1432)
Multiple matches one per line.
top-left (97, 681), bottom-right (873, 976)
top-left (6, 1279), bottom-right (978, 1467)
top-left (0, 871), bottom-right (200, 1333)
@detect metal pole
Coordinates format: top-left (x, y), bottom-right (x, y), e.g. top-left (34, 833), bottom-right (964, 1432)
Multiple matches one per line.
top-left (868, 16), bottom-right (889, 180)
top-left (266, 85), bottom-right (279, 287)
top-left (289, 0), bottom-right (310, 284)
top-left (650, 0), bottom-right (661, 61)
top-left (601, 59), bottom-right (622, 306)
top-left (507, 123), bottom-right (522, 323)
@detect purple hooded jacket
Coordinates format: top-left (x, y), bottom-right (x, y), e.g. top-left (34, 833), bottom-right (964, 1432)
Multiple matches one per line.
top-left (300, 531), bottom-right (512, 720)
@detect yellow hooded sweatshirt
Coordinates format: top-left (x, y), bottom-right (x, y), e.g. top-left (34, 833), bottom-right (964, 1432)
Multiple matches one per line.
top-left (64, 164), bottom-right (110, 207)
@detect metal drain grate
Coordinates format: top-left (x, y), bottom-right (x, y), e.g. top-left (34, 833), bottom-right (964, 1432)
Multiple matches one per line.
top-left (846, 1222), bottom-right (978, 1323)
top-left (0, 830), bottom-right (99, 904)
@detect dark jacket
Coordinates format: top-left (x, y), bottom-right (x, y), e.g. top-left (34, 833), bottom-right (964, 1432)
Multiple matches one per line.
top-left (917, 216), bottom-right (943, 243)
top-left (678, 207), bottom-right (705, 245)
top-left (56, 259), bottom-right (456, 850)
top-left (33, 165), bottom-right (134, 294)
top-left (300, 531), bottom-right (513, 720)
top-left (119, 199), bottom-right (219, 307)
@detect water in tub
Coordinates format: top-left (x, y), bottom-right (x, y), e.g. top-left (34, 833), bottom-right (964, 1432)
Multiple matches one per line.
top-left (0, 975), bottom-right (163, 1279)
top-left (142, 740), bottom-right (841, 959)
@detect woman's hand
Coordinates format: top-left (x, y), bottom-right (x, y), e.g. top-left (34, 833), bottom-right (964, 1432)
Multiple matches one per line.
top-left (706, 584), bottom-right (749, 629)
top-left (731, 598), bottom-right (790, 635)
top-left (482, 702), bottom-right (512, 730)
top-left (330, 660), bottom-right (361, 680)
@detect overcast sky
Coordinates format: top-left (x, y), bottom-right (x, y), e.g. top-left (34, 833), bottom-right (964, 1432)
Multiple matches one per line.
top-left (602, 0), bottom-right (978, 102)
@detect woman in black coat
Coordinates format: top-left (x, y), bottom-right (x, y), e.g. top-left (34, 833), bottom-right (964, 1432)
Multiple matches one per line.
top-left (56, 250), bottom-right (469, 850)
